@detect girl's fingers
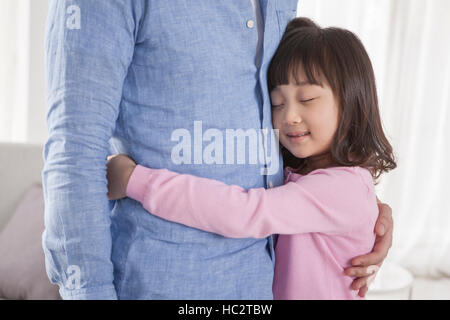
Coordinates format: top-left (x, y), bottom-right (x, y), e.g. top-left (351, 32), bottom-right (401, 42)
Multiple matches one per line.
top-left (107, 154), bottom-right (120, 161)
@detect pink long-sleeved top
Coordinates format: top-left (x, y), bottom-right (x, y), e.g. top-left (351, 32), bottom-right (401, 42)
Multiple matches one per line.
top-left (125, 164), bottom-right (378, 300)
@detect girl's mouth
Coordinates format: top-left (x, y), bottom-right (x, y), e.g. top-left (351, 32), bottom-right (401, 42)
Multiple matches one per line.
top-left (287, 131), bottom-right (311, 142)
top-left (286, 131), bottom-right (311, 142)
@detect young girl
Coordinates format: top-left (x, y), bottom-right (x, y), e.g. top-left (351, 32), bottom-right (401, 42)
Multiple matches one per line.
top-left (106, 17), bottom-right (396, 299)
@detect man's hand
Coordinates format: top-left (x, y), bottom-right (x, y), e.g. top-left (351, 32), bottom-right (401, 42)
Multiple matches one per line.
top-left (344, 198), bottom-right (393, 297)
top-left (106, 154), bottom-right (137, 200)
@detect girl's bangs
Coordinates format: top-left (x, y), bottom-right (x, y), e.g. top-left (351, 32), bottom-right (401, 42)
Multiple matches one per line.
top-left (268, 35), bottom-right (329, 92)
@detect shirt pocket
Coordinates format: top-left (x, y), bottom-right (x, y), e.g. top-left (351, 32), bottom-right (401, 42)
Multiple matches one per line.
top-left (276, 9), bottom-right (297, 39)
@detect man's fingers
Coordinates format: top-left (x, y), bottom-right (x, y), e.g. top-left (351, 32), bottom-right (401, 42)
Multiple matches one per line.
top-left (344, 265), bottom-right (379, 277)
top-left (361, 225), bottom-right (393, 266)
top-left (375, 213), bottom-right (391, 236)
top-left (375, 203), bottom-right (393, 236)
top-left (375, 223), bottom-right (394, 253)
top-left (378, 202), bottom-right (392, 218)
top-left (349, 200), bottom-right (392, 298)
top-left (375, 218), bottom-right (388, 236)
top-left (351, 275), bottom-right (369, 291)
top-left (351, 268), bottom-right (378, 292)
top-left (351, 249), bottom-right (386, 267)
top-left (366, 265), bottom-right (379, 287)
top-left (351, 236), bottom-right (390, 265)
top-left (358, 285), bottom-right (369, 298)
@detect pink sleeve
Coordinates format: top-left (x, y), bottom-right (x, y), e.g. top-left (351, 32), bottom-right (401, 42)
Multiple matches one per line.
top-left (126, 165), bottom-right (375, 238)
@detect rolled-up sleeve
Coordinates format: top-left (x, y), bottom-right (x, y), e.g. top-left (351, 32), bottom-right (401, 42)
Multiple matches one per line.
top-left (42, 0), bottom-right (145, 300)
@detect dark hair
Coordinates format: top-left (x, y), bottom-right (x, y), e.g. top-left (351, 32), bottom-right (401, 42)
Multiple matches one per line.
top-left (267, 17), bottom-right (396, 183)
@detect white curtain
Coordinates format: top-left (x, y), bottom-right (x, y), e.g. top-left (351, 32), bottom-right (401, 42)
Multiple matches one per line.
top-left (298, 0), bottom-right (450, 277)
top-left (0, 0), bottom-right (30, 143)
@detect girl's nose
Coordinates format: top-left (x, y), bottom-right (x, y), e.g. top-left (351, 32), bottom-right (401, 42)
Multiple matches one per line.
top-left (284, 107), bottom-right (302, 125)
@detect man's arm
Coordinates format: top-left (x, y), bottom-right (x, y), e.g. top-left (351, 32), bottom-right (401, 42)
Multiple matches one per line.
top-left (42, 0), bottom-right (144, 299)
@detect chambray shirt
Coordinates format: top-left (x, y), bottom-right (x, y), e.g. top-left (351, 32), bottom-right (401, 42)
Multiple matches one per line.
top-left (42, 0), bottom-right (297, 299)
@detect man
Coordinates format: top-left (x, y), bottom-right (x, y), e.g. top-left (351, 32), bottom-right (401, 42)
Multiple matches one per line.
top-left (42, 0), bottom-right (392, 299)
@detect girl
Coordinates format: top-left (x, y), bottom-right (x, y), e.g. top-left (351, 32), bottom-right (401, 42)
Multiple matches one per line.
top-left (106, 17), bottom-right (396, 299)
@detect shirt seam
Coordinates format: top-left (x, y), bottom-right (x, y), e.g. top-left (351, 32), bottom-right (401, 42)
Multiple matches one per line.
top-left (116, 200), bottom-right (140, 298)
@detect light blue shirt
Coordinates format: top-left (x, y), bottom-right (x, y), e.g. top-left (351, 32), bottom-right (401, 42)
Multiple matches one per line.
top-left (42, 0), bottom-right (298, 299)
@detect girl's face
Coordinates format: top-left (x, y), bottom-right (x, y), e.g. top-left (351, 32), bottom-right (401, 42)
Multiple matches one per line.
top-left (270, 68), bottom-right (340, 160)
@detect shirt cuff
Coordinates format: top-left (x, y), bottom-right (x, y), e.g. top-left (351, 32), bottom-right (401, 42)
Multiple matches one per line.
top-left (126, 164), bottom-right (152, 204)
top-left (59, 285), bottom-right (118, 300)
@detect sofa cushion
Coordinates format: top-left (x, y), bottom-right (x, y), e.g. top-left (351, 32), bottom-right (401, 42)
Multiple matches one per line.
top-left (0, 183), bottom-right (61, 300)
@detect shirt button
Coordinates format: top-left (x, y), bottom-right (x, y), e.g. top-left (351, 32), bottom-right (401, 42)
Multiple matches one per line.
top-left (247, 19), bottom-right (255, 28)
top-left (269, 181), bottom-right (274, 188)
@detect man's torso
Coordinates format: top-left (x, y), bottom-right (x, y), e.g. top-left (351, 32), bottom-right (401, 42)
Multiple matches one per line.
top-left (108, 0), bottom-right (297, 299)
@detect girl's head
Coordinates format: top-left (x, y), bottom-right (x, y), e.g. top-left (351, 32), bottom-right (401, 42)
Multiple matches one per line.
top-left (267, 17), bottom-right (396, 181)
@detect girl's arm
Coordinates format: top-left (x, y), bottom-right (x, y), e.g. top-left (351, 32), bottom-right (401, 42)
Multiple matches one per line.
top-left (126, 165), bottom-right (376, 238)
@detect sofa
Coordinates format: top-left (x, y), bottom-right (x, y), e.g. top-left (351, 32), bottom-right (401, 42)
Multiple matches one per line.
top-left (0, 142), bottom-right (448, 300)
top-left (0, 142), bottom-right (60, 299)
top-left (0, 142), bottom-right (44, 232)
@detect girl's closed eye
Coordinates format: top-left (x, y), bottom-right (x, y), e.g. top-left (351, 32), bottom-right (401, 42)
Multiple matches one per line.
top-left (272, 98), bottom-right (315, 107)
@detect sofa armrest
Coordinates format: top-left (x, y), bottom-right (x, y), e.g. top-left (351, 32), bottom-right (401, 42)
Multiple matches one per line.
top-left (0, 142), bottom-right (44, 230)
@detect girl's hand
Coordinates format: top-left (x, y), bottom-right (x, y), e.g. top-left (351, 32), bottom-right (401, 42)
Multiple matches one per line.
top-left (106, 154), bottom-right (137, 200)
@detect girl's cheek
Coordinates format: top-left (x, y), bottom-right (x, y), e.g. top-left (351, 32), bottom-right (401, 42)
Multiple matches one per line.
top-left (271, 113), bottom-right (282, 130)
